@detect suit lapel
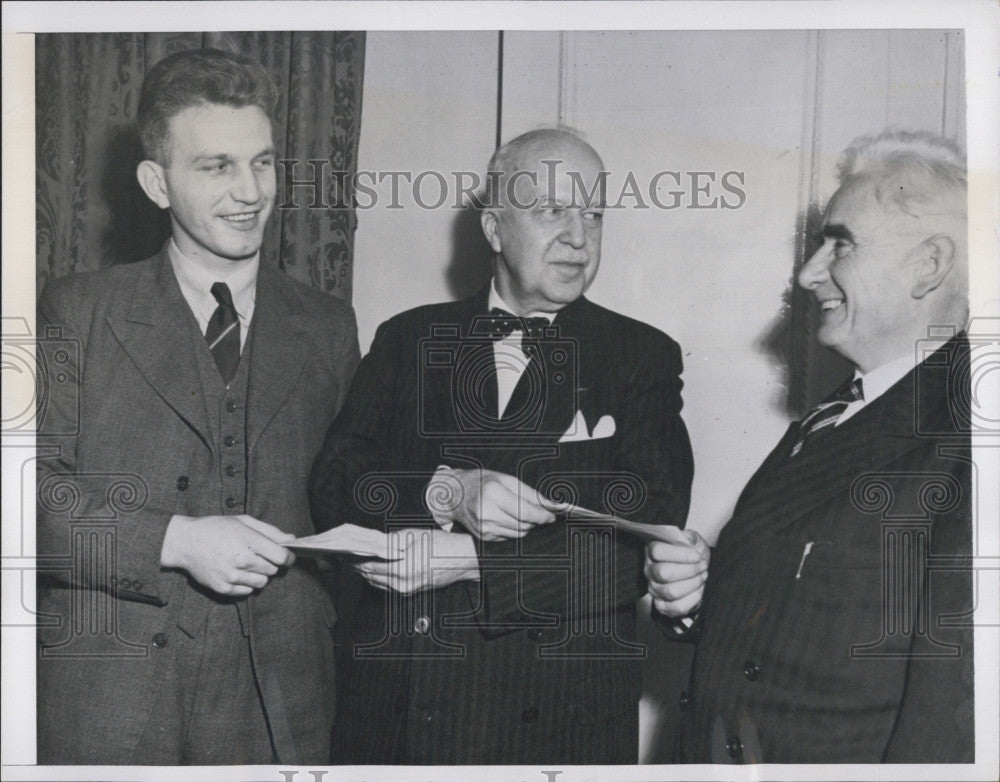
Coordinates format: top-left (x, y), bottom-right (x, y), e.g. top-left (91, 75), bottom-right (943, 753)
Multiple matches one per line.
top-left (548, 296), bottom-right (602, 436)
top-left (105, 249), bottom-right (214, 447)
top-left (245, 264), bottom-right (311, 455)
top-left (434, 290), bottom-right (500, 432)
top-left (722, 362), bottom-right (938, 549)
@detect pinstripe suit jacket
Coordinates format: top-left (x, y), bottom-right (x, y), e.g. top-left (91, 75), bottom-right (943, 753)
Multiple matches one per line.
top-left (309, 288), bottom-right (693, 764)
top-left (678, 337), bottom-right (974, 763)
top-left (36, 247), bottom-right (359, 764)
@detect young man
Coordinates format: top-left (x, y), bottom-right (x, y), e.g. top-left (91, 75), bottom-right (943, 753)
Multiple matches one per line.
top-left (36, 48), bottom-right (359, 764)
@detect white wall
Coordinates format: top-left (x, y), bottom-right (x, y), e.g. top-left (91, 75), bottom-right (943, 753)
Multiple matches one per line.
top-left (353, 31), bottom-right (499, 351)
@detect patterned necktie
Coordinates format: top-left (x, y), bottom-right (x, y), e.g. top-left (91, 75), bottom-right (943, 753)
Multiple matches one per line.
top-left (790, 377), bottom-right (864, 457)
top-left (205, 282), bottom-right (240, 384)
top-left (486, 307), bottom-right (550, 340)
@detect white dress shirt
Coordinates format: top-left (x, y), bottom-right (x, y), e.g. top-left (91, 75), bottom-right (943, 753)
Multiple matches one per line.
top-left (837, 340), bottom-right (950, 426)
top-left (168, 239), bottom-right (259, 351)
top-left (488, 280), bottom-right (552, 418)
top-left (427, 280), bottom-right (554, 530)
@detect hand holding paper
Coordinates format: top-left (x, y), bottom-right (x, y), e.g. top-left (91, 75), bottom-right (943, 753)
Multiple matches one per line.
top-left (644, 528), bottom-right (710, 618)
top-left (161, 514), bottom-right (295, 597)
top-left (353, 528), bottom-right (481, 595)
top-left (430, 468), bottom-right (556, 541)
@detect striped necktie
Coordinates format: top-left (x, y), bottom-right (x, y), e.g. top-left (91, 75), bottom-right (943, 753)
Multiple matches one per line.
top-left (206, 282), bottom-right (240, 384)
top-left (790, 377), bottom-right (864, 457)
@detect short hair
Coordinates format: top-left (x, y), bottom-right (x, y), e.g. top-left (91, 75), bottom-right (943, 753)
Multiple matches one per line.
top-left (137, 48), bottom-right (277, 163)
top-left (484, 127), bottom-right (603, 209)
top-left (837, 129), bottom-right (966, 219)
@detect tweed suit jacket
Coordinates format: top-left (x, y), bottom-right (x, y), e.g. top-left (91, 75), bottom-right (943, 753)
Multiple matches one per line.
top-left (678, 337), bottom-right (974, 763)
top-left (309, 288), bottom-right (694, 764)
top-left (36, 247), bottom-right (359, 764)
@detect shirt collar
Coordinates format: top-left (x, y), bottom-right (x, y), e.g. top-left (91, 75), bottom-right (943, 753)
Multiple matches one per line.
top-left (488, 279), bottom-right (553, 323)
top-left (168, 239), bottom-right (259, 323)
top-left (851, 335), bottom-right (948, 406)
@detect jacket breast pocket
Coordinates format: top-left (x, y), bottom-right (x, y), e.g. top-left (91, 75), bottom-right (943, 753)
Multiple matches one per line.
top-left (785, 541), bottom-right (898, 676)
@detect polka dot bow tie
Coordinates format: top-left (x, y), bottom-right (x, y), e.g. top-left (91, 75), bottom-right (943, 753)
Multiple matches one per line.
top-left (486, 307), bottom-right (551, 340)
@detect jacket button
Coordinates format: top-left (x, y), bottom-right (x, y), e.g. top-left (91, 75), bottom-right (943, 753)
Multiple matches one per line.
top-left (521, 706), bottom-right (539, 723)
top-left (176, 475), bottom-right (189, 491)
top-left (679, 691), bottom-right (691, 711)
top-left (225, 496), bottom-right (238, 509)
top-left (726, 735), bottom-right (743, 759)
top-left (151, 633), bottom-right (168, 649)
top-left (225, 465), bottom-right (237, 477)
top-left (526, 628), bottom-right (542, 641)
top-left (224, 435), bottom-right (237, 447)
top-left (120, 578), bottom-right (132, 590)
top-left (225, 400), bottom-right (238, 413)
top-left (132, 580), bottom-right (142, 591)
top-left (743, 661), bottom-right (760, 681)
top-left (414, 616), bottom-right (431, 635)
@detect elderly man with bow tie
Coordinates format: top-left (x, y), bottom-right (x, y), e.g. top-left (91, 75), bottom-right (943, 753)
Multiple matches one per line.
top-left (309, 128), bottom-right (695, 764)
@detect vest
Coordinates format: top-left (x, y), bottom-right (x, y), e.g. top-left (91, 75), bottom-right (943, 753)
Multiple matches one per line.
top-left (193, 325), bottom-right (252, 516)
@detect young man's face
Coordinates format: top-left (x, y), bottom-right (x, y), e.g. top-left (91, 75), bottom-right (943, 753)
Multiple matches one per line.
top-left (146, 102), bottom-right (276, 270)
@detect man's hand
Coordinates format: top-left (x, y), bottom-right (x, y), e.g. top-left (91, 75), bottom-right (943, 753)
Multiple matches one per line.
top-left (353, 529), bottom-right (480, 595)
top-left (645, 529), bottom-right (710, 617)
top-left (428, 468), bottom-right (555, 541)
top-left (160, 514), bottom-right (296, 597)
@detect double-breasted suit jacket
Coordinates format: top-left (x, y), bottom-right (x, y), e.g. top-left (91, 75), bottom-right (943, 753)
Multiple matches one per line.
top-left (679, 337), bottom-right (974, 763)
top-left (309, 288), bottom-right (694, 764)
top-left (36, 247), bottom-right (359, 764)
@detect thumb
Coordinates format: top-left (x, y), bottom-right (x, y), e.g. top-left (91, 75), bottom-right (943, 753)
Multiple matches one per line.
top-left (239, 515), bottom-right (296, 543)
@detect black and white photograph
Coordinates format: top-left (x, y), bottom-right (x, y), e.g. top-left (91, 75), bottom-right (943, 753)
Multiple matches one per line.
top-left (2, 2), bottom-right (998, 781)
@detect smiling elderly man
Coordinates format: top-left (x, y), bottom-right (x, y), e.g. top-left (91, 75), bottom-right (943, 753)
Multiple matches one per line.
top-left (309, 128), bottom-right (695, 764)
top-left (647, 129), bottom-right (974, 764)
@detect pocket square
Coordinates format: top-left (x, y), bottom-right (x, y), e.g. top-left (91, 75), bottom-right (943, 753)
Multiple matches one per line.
top-left (558, 410), bottom-right (617, 443)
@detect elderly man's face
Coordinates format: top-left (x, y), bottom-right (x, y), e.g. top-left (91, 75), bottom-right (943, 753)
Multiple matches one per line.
top-left (798, 177), bottom-right (928, 372)
top-left (142, 102), bottom-right (276, 271)
top-left (482, 141), bottom-right (604, 314)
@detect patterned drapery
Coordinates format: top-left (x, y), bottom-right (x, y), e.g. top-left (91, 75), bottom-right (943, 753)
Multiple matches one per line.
top-left (36, 31), bottom-right (365, 302)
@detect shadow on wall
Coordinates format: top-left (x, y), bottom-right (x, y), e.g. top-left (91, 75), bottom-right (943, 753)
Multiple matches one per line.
top-left (101, 125), bottom-right (171, 265)
top-left (757, 203), bottom-right (853, 417)
top-left (445, 199), bottom-right (493, 300)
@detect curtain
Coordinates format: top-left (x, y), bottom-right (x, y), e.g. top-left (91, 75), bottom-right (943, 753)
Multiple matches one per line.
top-left (35, 31), bottom-right (365, 302)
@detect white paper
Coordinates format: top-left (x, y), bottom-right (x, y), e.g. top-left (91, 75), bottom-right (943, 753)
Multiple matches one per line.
top-left (284, 523), bottom-right (405, 559)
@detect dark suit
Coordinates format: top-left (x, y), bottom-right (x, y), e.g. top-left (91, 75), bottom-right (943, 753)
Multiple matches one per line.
top-left (36, 247), bottom-right (359, 764)
top-left (309, 288), bottom-right (693, 764)
top-left (678, 337), bottom-right (974, 763)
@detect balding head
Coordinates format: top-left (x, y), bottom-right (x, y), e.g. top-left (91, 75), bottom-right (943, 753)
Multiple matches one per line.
top-left (480, 128), bottom-right (606, 315)
top-left (486, 129), bottom-right (605, 209)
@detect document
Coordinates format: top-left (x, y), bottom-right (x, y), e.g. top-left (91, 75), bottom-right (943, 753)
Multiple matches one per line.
top-left (284, 523), bottom-right (406, 560)
top-left (554, 502), bottom-right (695, 545)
